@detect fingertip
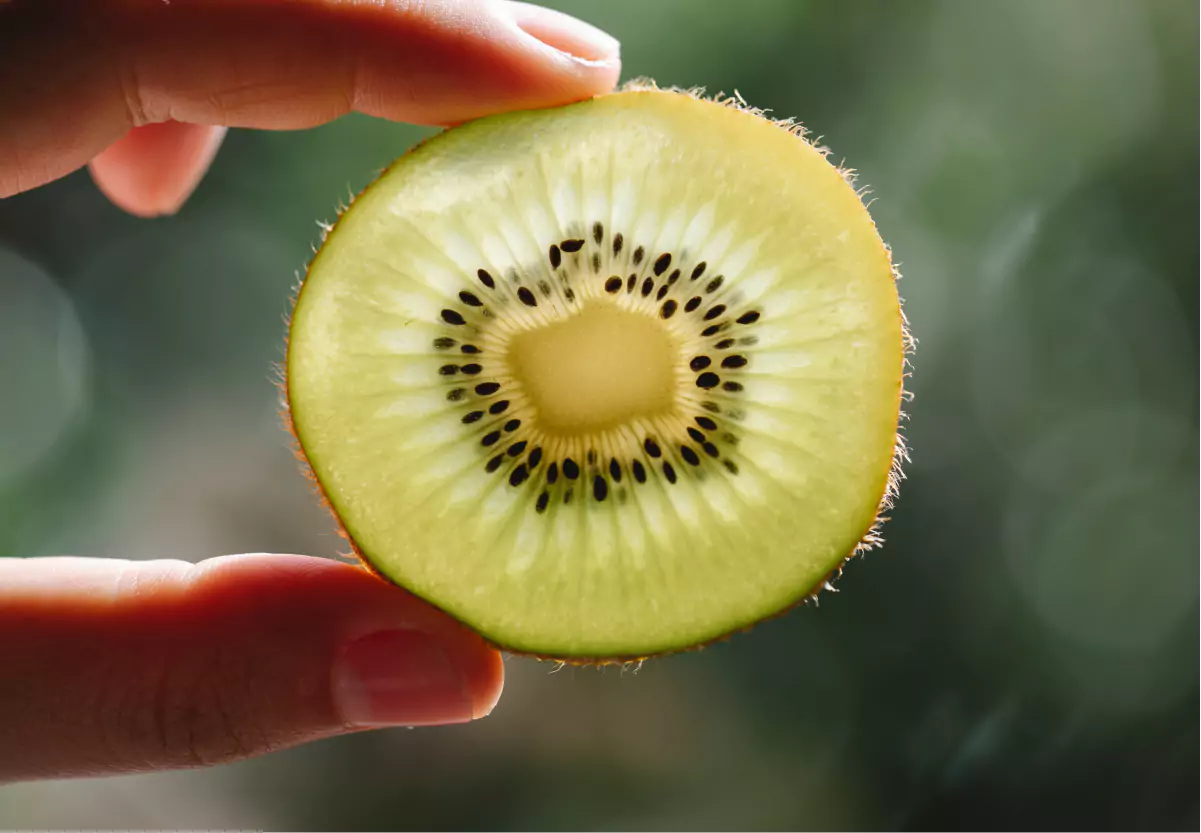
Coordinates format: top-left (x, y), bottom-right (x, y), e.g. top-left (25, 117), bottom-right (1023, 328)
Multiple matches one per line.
top-left (462, 634), bottom-right (506, 720)
top-left (498, 1), bottom-right (621, 65)
top-left (198, 554), bottom-right (506, 725)
top-left (496, 0), bottom-right (622, 98)
top-left (332, 625), bottom-right (504, 727)
top-left (88, 122), bottom-right (226, 218)
top-left (353, 581), bottom-right (506, 723)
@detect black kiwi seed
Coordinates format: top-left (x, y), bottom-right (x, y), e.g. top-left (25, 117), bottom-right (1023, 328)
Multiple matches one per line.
top-left (462, 410), bottom-right (484, 424)
top-left (704, 304), bottom-right (726, 321)
top-left (528, 447), bottom-right (543, 468)
top-left (609, 458), bottom-right (622, 482)
top-left (517, 287), bottom-right (537, 307)
top-left (653, 253), bottom-right (672, 276)
top-left (477, 268), bottom-right (495, 289)
top-left (546, 462), bottom-right (559, 484)
top-left (503, 419), bottom-right (521, 432)
top-left (613, 233), bottom-right (624, 255)
top-left (663, 462), bottom-right (677, 483)
top-left (632, 460), bottom-right (647, 483)
top-left (548, 245), bottom-right (562, 269)
top-left (481, 430), bottom-right (502, 447)
top-left (439, 364), bottom-right (459, 376)
top-left (644, 438), bottom-right (662, 458)
top-left (701, 324), bottom-right (723, 337)
top-left (509, 465), bottom-right (529, 487)
top-left (656, 284), bottom-right (669, 301)
top-left (690, 356), bottom-right (711, 371)
top-left (475, 382), bottom-right (500, 396)
top-left (660, 300), bottom-right (678, 319)
top-left (459, 290), bottom-right (483, 306)
top-left (691, 262), bottom-right (707, 280)
top-left (563, 458), bottom-right (580, 480)
top-left (561, 239), bottom-right (585, 253)
top-left (441, 309), bottom-right (466, 325)
top-left (705, 276), bottom-right (724, 293)
top-left (641, 277), bottom-right (654, 297)
top-left (715, 338), bottom-right (735, 349)
top-left (507, 440), bottom-right (528, 457)
top-left (737, 310), bottom-right (761, 325)
top-left (696, 372), bottom-right (720, 389)
top-left (489, 399), bottom-right (509, 414)
top-left (685, 297), bottom-right (702, 313)
top-left (460, 344), bottom-right (481, 354)
top-left (721, 355), bottom-right (747, 369)
top-left (723, 381), bottom-right (744, 392)
top-left (433, 337), bottom-right (456, 349)
top-left (536, 492), bottom-right (550, 513)
top-left (627, 274), bottom-right (637, 292)
top-left (593, 476), bottom-right (608, 501)
top-left (593, 222), bottom-right (604, 244)
top-left (461, 363), bottom-right (483, 375)
top-left (681, 446), bottom-right (701, 466)
top-left (695, 416), bottom-right (718, 431)
top-left (666, 269), bottom-right (681, 287)
top-left (687, 427), bottom-right (705, 443)
top-left (723, 459), bottom-right (740, 475)
top-left (486, 454), bottom-right (505, 473)
top-left (604, 276), bottom-right (623, 293)
top-left (633, 246), bottom-right (645, 265)
top-left (703, 443), bottom-right (720, 458)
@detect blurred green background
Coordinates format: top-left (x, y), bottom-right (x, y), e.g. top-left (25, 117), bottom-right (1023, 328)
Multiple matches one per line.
top-left (1, 0), bottom-right (1196, 829)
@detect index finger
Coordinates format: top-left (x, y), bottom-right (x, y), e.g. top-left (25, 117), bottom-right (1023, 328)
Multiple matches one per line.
top-left (0, 0), bottom-right (621, 198)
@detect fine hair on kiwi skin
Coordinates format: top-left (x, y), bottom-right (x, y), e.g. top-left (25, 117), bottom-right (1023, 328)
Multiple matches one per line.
top-left (280, 80), bottom-right (913, 665)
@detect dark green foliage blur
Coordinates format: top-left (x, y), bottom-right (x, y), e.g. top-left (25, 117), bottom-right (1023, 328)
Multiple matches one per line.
top-left (0, 0), bottom-right (1196, 829)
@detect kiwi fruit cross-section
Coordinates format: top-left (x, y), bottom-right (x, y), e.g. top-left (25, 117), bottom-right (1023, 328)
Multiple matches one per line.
top-left (285, 86), bottom-right (909, 662)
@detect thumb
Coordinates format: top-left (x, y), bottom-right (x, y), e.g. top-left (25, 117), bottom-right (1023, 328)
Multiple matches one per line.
top-left (0, 554), bottom-right (503, 783)
top-left (88, 122), bottom-right (227, 218)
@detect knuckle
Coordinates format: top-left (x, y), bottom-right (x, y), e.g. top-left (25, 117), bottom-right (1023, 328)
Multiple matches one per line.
top-left (112, 653), bottom-right (271, 768)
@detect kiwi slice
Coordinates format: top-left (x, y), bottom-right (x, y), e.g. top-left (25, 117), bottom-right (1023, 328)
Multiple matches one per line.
top-left (285, 86), bottom-right (908, 661)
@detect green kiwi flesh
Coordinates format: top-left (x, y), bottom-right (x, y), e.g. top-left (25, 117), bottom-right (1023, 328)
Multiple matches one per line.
top-left (285, 87), bottom-right (908, 661)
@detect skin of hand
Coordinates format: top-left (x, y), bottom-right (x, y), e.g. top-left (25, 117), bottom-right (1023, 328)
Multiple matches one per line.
top-left (0, 0), bottom-right (620, 783)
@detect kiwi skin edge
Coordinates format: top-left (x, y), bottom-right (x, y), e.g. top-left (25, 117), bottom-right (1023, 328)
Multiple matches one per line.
top-left (277, 80), bottom-right (914, 667)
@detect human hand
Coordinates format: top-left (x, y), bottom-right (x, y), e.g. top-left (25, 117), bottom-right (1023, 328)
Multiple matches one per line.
top-left (0, 0), bottom-right (620, 212)
top-left (0, 0), bottom-right (620, 782)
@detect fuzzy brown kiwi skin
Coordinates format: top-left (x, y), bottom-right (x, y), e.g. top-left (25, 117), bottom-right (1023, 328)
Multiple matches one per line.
top-left (278, 84), bottom-right (913, 667)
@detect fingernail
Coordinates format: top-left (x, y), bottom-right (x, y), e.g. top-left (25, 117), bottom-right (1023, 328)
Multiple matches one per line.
top-left (333, 630), bottom-right (474, 727)
top-left (500, 1), bottom-right (621, 64)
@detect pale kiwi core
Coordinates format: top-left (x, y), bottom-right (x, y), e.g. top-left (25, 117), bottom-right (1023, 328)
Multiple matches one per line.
top-left (508, 302), bottom-right (677, 435)
top-left (286, 89), bottom-right (905, 659)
